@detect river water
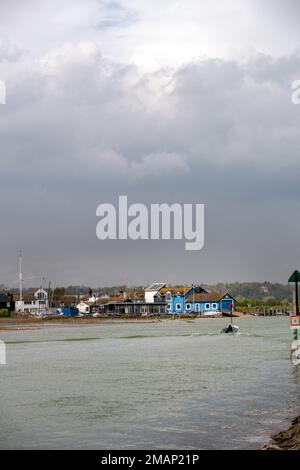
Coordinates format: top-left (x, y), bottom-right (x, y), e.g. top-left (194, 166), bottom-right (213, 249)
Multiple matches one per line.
top-left (0, 317), bottom-right (299, 449)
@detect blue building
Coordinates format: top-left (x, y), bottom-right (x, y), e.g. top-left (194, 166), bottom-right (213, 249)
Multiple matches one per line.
top-left (154, 286), bottom-right (235, 315)
top-left (184, 292), bottom-right (235, 316)
top-left (62, 307), bottom-right (79, 317)
top-left (154, 286), bottom-right (207, 315)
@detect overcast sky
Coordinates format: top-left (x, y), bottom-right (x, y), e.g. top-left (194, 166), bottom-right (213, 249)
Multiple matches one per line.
top-left (1, 0), bottom-right (300, 287)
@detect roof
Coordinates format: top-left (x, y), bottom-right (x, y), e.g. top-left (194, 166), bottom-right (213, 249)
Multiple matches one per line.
top-left (155, 286), bottom-right (207, 297)
top-left (104, 301), bottom-right (167, 306)
top-left (158, 287), bottom-right (192, 296)
top-left (14, 295), bottom-right (35, 301)
top-left (186, 292), bottom-right (235, 303)
top-left (145, 282), bottom-right (166, 292)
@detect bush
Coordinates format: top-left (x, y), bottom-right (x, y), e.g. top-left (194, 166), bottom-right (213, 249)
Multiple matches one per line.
top-left (0, 309), bottom-right (11, 318)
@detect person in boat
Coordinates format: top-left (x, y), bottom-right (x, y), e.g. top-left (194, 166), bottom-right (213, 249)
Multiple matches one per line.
top-left (227, 324), bottom-right (233, 333)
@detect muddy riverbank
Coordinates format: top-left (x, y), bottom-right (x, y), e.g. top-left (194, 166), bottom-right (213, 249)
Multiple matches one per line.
top-left (262, 416), bottom-right (300, 450)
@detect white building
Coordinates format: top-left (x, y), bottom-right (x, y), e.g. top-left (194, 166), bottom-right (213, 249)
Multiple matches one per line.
top-left (144, 283), bottom-right (166, 303)
top-left (15, 288), bottom-right (49, 314)
top-left (76, 301), bottom-right (90, 315)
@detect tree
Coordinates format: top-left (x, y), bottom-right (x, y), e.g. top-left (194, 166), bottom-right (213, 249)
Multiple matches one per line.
top-left (52, 287), bottom-right (65, 301)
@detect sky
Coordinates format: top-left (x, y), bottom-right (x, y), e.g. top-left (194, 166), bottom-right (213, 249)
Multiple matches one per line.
top-left (1, 0), bottom-right (300, 287)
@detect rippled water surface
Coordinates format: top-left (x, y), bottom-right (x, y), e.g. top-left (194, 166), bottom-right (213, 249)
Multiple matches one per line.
top-left (0, 317), bottom-right (299, 449)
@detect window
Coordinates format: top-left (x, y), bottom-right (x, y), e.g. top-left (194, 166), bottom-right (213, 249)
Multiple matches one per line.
top-left (186, 303), bottom-right (191, 311)
top-left (176, 304), bottom-right (181, 310)
top-left (212, 303), bottom-right (217, 309)
top-left (168, 304), bottom-right (172, 310)
top-left (206, 304), bottom-right (210, 309)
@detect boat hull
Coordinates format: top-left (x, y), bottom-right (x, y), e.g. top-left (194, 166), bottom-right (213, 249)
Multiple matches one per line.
top-left (221, 326), bottom-right (240, 334)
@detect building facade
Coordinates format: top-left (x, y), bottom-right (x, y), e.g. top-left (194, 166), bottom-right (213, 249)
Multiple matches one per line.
top-left (76, 301), bottom-right (91, 314)
top-left (144, 283), bottom-right (166, 303)
top-left (15, 288), bottom-right (49, 314)
top-left (100, 299), bottom-right (167, 316)
top-left (0, 293), bottom-right (15, 311)
top-left (152, 286), bottom-right (209, 314)
top-left (145, 283), bottom-right (235, 316)
top-left (184, 292), bottom-right (235, 315)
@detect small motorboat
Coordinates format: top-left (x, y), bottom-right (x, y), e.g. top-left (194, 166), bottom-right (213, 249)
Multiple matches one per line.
top-left (221, 324), bottom-right (240, 334)
top-left (221, 305), bottom-right (240, 334)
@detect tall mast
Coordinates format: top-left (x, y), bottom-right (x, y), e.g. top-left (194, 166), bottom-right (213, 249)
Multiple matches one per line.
top-left (19, 251), bottom-right (23, 302)
top-left (192, 284), bottom-right (195, 314)
top-left (48, 281), bottom-right (51, 311)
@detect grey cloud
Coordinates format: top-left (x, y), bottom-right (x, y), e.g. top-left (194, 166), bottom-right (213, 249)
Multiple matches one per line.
top-left (1, 40), bottom-right (300, 285)
top-left (254, 0), bottom-right (300, 19)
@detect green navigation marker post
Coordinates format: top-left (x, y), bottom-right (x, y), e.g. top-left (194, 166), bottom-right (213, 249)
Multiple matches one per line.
top-left (289, 271), bottom-right (300, 316)
top-left (289, 271), bottom-right (300, 366)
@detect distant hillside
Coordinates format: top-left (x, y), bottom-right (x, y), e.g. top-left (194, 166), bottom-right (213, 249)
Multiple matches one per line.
top-left (203, 282), bottom-right (293, 304)
top-left (6, 282), bottom-right (293, 305)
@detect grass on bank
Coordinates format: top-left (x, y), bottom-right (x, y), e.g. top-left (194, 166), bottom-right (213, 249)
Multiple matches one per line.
top-left (0, 309), bottom-right (11, 318)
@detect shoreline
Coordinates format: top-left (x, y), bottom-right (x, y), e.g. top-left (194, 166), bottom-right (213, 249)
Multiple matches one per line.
top-left (0, 313), bottom-right (259, 331)
top-left (0, 316), bottom-right (164, 330)
top-left (262, 416), bottom-right (300, 450)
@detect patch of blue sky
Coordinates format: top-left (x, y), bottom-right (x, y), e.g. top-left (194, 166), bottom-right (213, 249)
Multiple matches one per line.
top-left (96, 0), bottom-right (138, 29)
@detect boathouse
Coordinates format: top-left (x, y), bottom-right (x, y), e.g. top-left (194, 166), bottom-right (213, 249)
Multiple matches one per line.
top-left (147, 283), bottom-right (235, 315)
top-left (154, 286), bottom-right (208, 315)
top-left (184, 292), bottom-right (236, 316)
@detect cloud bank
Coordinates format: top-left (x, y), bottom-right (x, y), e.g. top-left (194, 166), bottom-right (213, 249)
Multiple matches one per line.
top-left (0, 1), bottom-right (300, 286)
